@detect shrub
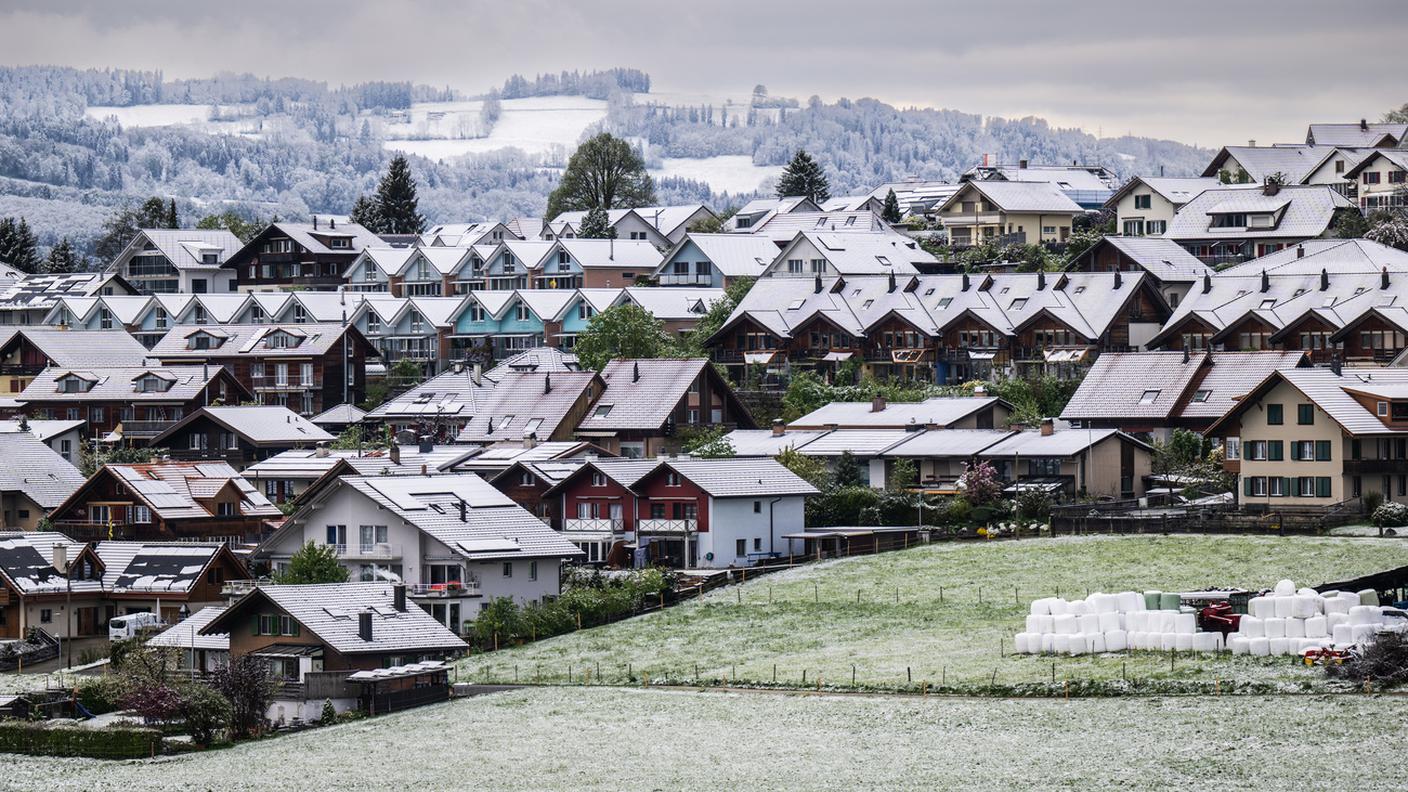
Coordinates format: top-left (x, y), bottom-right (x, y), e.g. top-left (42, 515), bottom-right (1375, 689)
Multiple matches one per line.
top-left (1371, 501), bottom-right (1408, 528)
top-left (176, 682), bottom-right (231, 746)
top-left (78, 675), bottom-right (131, 716)
top-left (210, 656), bottom-right (275, 738)
top-left (1363, 491), bottom-right (1385, 517)
top-left (0, 721), bottom-right (160, 759)
top-left (320, 698), bottom-right (336, 725)
top-left (1015, 489), bottom-right (1052, 523)
top-left (1327, 632), bottom-right (1408, 688)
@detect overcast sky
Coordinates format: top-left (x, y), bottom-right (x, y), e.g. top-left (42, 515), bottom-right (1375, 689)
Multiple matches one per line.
top-left (2, 0), bottom-right (1405, 146)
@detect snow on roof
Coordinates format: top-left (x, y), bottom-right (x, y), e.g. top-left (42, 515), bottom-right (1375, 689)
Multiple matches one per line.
top-left (789, 396), bottom-right (1003, 429)
top-left (148, 605), bottom-right (229, 652)
top-left (0, 433), bottom-right (85, 508)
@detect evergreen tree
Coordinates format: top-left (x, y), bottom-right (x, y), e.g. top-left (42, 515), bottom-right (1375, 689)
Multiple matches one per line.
top-left (578, 206), bottom-right (614, 239)
top-left (42, 237), bottom-right (82, 274)
top-left (545, 133), bottom-right (655, 221)
top-left (882, 189), bottom-right (902, 223)
top-left (348, 195), bottom-right (382, 233)
top-left (273, 542), bottom-right (350, 584)
top-left (373, 155), bottom-right (426, 235)
top-left (165, 198), bottom-right (179, 229)
top-left (0, 217), bottom-right (40, 272)
top-left (776, 149), bottom-right (830, 203)
top-left (95, 198), bottom-right (173, 262)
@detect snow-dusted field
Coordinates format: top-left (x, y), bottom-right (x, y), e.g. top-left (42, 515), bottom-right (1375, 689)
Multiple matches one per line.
top-left (382, 97), bottom-right (607, 160)
top-left (85, 103), bottom-right (213, 127)
top-left (459, 535), bottom-right (1408, 692)
top-left (651, 155), bottom-right (782, 193)
top-left (0, 687), bottom-right (1397, 790)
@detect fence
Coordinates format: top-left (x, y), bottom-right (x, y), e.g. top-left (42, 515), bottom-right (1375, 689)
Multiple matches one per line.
top-left (0, 630), bottom-right (60, 672)
top-left (1050, 500), bottom-right (1364, 535)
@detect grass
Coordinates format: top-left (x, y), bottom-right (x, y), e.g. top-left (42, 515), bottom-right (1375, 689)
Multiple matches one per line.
top-left (458, 535), bottom-right (1408, 693)
top-left (2, 687), bottom-right (1400, 790)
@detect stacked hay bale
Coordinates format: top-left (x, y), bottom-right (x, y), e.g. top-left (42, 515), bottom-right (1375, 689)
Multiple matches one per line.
top-left (1014, 590), bottom-right (1222, 656)
top-left (1227, 579), bottom-right (1394, 656)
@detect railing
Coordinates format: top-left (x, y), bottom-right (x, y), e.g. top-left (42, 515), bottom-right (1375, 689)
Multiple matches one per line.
top-left (563, 518), bottom-right (623, 534)
top-left (119, 419), bottom-right (179, 438)
top-left (409, 580), bottom-right (482, 597)
top-left (657, 273), bottom-right (713, 286)
top-left (637, 518), bottom-right (698, 534)
top-left (222, 579), bottom-right (264, 598)
top-left (1344, 458), bottom-right (1408, 474)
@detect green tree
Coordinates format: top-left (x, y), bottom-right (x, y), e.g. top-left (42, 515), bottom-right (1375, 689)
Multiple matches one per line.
top-left (0, 217), bottom-right (41, 272)
top-left (42, 237), bottom-right (83, 274)
top-left (577, 205), bottom-right (614, 239)
top-left (177, 682), bottom-right (232, 746)
top-left (1366, 212), bottom-right (1408, 251)
top-left (348, 195), bottom-right (381, 232)
top-left (373, 155), bottom-right (427, 234)
top-left (831, 450), bottom-right (864, 488)
top-left (682, 426), bottom-right (735, 458)
top-left (1331, 207), bottom-right (1371, 239)
top-left (776, 150), bottom-right (830, 203)
top-left (545, 133), bottom-right (656, 221)
top-left (80, 445), bottom-right (167, 478)
top-left (1385, 103), bottom-right (1408, 124)
top-left (777, 446), bottom-right (829, 489)
top-left (165, 199), bottom-right (179, 229)
top-left (889, 458), bottom-right (918, 490)
top-left (678, 276), bottom-right (752, 356)
top-left (272, 542), bottom-right (349, 584)
top-left (573, 304), bottom-right (675, 371)
top-left (881, 189), bottom-right (901, 223)
top-left (196, 211), bottom-right (264, 243)
top-left (95, 198), bottom-right (173, 262)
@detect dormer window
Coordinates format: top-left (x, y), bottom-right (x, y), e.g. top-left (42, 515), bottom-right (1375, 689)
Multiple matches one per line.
top-left (188, 332), bottom-right (222, 350)
top-left (265, 331), bottom-right (301, 349)
top-left (154, 308), bottom-right (168, 330)
top-left (57, 375), bottom-right (93, 394)
top-left (135, 374), bottom-right (173, 393)
top-left (366, 314), bottom-right (382, 334)
top-left (328, 237), bottom-right (351, 249)
top-left (293, 305), bottom-right (308, 323)
top-left (202, 253), bottom-right (219, 265)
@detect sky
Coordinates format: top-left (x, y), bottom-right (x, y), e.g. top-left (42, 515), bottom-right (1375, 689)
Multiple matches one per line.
top-left (0, 0), bottom-right (1405, 146)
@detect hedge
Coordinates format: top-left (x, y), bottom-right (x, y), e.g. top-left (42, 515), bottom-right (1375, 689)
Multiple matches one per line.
top-left (0, 720), bottom-right (161, 759)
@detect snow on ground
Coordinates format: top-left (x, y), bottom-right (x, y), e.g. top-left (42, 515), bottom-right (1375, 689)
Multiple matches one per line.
top-left (459, 535), bottom-right (1408, 692)
top-left (651, 155), bottom-right (781, 193)
top-left (85, 104), bottom-right (214, 127)
top-left (0, 687), bottom-right (1398, 791)
top-left (382, 97), bottom-right (607, 160)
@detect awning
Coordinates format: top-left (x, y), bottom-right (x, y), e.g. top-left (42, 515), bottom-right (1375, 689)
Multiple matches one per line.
top-left (1042, 347), bottom-right (1093, 363)
top-left (891, 348), bottom-right (928, 363)
top-left (1003, 478), bottom-right (1066, 493)
top-left (821, 351), bottom-right (855, 362)
top-left (968, 350), bottom-right (997, 360)
top-left (744, 351), bottom-right (778, 364)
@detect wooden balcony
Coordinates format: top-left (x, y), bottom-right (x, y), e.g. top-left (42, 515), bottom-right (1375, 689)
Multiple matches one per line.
top-left (637, 518), bottom-right (697, 534)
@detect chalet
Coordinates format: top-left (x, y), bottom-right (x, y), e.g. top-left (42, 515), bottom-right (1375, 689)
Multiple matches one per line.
top-left (0, 432), bottom-right (85, 529)
top-left (539, 239), bottom-right (661, 289)
top-left (224, 219), bottom-right (383, 292)
top-left (242, 445), bottom-right (478, 505)
top-left (1103, 177), bottom-right (1220, 238)
top-left (0, 418), bottom-right (85, 465)
top-left (1165, 184), bottom-right (1355, 265)
top-left (1306, 121), bottom-right (1407, 148)
top-left (422, 221), bottom-right (515, 248)
top-left (257, 474), bottom-right (583, 631)
top-left (147, 605), bottom-right (229, 674)
top-left (351, 296), bottom-right (460, 378)
top-left (725, 196), bottom-right (819, 232)
top-left (0, 327), bottom-right (150, 395)
top-left (148, 323), bottom-right (377, 416)
top-left (1063, 236), bottom-right (1212, 309)
top-left (454, 370), bottom-right (602, 444)
top-left (654, 233), bottom-right (778, 287)
top-left (936, 181), bottom-right (1083, 247)
top-left (544, 204), bottom-right (714, 246)
top-left (147, 406), bottom-right (335, 469)
top-left (1342, 149), bottom-right (1408, 215)
top-left (757, 231), bottom-right (929, 279)
top-left (46, 461), bottom-right (282, 544)
top-left (105, 228), bottom-right (242, 294)
top-left (549, 458), bottom-right (660, 563)
top-left (960, 161), bottom-right (1119, 209)
top-left (1200, 146), bottom-right (1341, 188)
top-left (19, 365), bottom-right (247, 442)
top-left (977, 421), bottom-right (1154, 500)
top-left (364, 364), bottom-right (497, 440)
top-left (575, 358), bottom-right (754, 458)
top-left (789, 395), bottom-right (1011, 431)
top-left (487, 460), bottom-right (584, 528)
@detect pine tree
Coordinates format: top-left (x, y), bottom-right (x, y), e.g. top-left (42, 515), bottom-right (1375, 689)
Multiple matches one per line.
top-left (0, 217), bottom-right (41, 273)
top-left (373, 156), bottom-right (426, 235)
top-left (578, 206), bottom-right (614, 239)
top-left (882, 189), bottom-right (902, 223)
top-left (776, 150), bottom-right (831, 203)
top-left (43, 237), bottom-right (82, 274)
top-left (348, 195), bottom-right (382, 233)
top-left (165, 199), bottom-right (179, 229)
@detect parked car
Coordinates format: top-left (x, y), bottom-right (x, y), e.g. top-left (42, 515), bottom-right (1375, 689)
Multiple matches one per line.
top-left (109, 612), bottom-right (162, 641)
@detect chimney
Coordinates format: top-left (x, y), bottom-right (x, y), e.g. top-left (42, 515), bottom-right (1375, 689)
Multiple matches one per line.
top-left (358, 610), bottom-right (373, 641)
top-left (871, 395), bottom-right (887, 413)
top-left (389, 444), bottom-right (400, 465)
top-left (544, 373), bottom-right (553, 394)
top-left (1037, 271), bottom-right (1046, 290)
top-left (523, 433), bottom-right (537, 449)
top-left (418, 435), bottom-right (433, 454)
top-left (330, 217), bottom-right (336, 229)
top-left (315, 444), bottom-right (329, 458)
top-left (1202, 272), bottom-right (1212, 294)
top-left (1018, 159), bottom-right (1028, 169)
top-left (52, 544), bottom-right (67, 573)
top-left (1182, 348), bottom-right (1189, 364)
top-left (312, 215), bottom-right (319, 230)
top-left (961, 273), bottom-right (971, 291)
top-left (1331, 353), bottom-right (1342, 377)
top-left (420, 463), bottom-right (427, 475)
top-left (771, 418), bottom-right (785, 437)
top-left (1263, 183), bottom-right (1280, 197)
top-left (1296, 244), bottom-right (1305, 259)
top-left (632, 361), bottom-right (640, 382)
top-left (1383, 266), bottom-right (1391, 290)
top-left (1248, 139), bottom-right (1257, 147)
top-left (1039, 418), bottom-right (1054, 436)
top-left (609, 236), bottom-right (614, 261)
top-left (887, 271), bottom-right (896, 293)
top-left (393, 584), bottom-right (406, 612)
top-left (1361, 118), bottom-right (1369, 131)
top-left (486, 417), bottom-right (494, 434)
top-left (457, 499), bottom-right (467, 522)
top-left (1320, 268), bottom-right (1330, 291)
top-left (471, 363), bottom-right (482, 386)
top-left (814, 274), bottom-right (823, 294)
top-left (1113, 271), bottom-right (1122, 289)
top-left (1260, 270), bottom-right (1270, 293)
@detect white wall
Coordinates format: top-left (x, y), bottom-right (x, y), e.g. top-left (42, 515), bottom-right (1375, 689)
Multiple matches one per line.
top-left (699, 496), bottom-right (806, 567)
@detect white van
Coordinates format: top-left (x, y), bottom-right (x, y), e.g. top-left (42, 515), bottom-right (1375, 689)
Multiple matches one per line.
top-left (109, 612), bottom-right (162, 641)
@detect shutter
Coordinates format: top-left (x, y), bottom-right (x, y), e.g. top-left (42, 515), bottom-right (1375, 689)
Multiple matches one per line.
top-left (1244, 477), bottom-right (1254, 497)
top-left (1317, 477), bottom-right (1331, 498)
top-left (1283, 477), bottom-right (1293, 497)
top-left (1268, 441), bottom-right (1283, 461)
top-left (252, 615), bottom-right (261, 636)
top-left (291, 620), bottom-right (300, 637)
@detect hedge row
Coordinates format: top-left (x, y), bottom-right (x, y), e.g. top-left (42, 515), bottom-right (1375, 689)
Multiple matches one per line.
top-left (0, 720), bottom-right (160, 759)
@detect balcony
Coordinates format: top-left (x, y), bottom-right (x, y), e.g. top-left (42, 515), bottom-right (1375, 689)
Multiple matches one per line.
top-left (222, 579), bottom-right (264, 598)
top-left (1344, 458), bottom-right (1408, 475)
top-left (408, 580), bottom-right (481, 598)
top-left (657, 273), bottom-right (713, 286)
top-left (120, 419), bottom-right (180, 439)
top-left (637, 518), bottom-right (698, 534)
top-left (323, 542), bottom-right (402, 561)
top-left (563, 518), bottom-right (623, 536)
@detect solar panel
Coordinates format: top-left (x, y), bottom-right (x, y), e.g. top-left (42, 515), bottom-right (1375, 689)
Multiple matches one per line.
top-left (456, 538), bottom-right (521, 555)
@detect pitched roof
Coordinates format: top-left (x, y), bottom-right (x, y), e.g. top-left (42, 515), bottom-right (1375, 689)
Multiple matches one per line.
top-left (941, 181), bottom-right (1084, 214)
top-left (243, 446), bottom-right (473, 481)
top-left (1177, 350), bottom-right (1310, 419)
top-left (720, 429), bottom-right (833, 456)
top-left (310, 403), bottom-right (367, 426)
top-left (118, 229), bottom-right (242, 271)
top-left (779, 231), bottom-right (931, 275)
top-left (149, 323), bottom-right (361, 359)
top-left (0, 532), bottom-right (91, 595)
top-left (454, 370), bottom-right (600, 443)
top-left (1200, 145), bottom-right (1333, 184)
top-left (1060, 351), bottom-right (1206, 421)
top-left (148, 605), bottom-right (229, 652)
top-left (583, 358), bottom-right (708, 431)
top-left (365, 365), bottom-right (496, 420)
top-left (1307, 122), bottom-right (1408, 147)
top-left (0, 273), bottom-right (130, 311)
top-left (654, 457), bottom-right (818, 497)
top-left (556, 239), bottom-right (663, 270)
top-left (99, 462), bottom-right (281, 521)
top-left (0, 327), bottom-right (150, 368)
top-left (454, 441), bottom-right (608, 473)
top-left (1073, 237), bottom-right (1212, 284)
top-left (789, 396), bottom-right (1005, 429)
top-left (979, 428), bottom-right (1146, 457)
top-left (0, 432), bottom-right (84, 507)
top-left (230, 221), bottom-right (382, 263)
top-left (747, 211), bottom-right (892, 243)
top-left (94, 541), bottom-right (234, 593)
top-left (150, 406), bottom-right (335, 447)
top-left (1206, 368), bottom-right (1408, 437)
top-left (618, 287), bottom-right (723, 320)
top-left (19, 365), bottom-right (236, 404)
top-left (662, 233), bottom-right (779, 278)
top-left (0, 418), bottom-right (85, 443)
top-left (1165, 185), bottom-right (1353, 242)
top-left (879, 429), bottom-right (1014, 457)
top-left (204, 582), bottom-right (467, 655)
top-left (1105, 177), bottom-right (1222, 209)
top-left (864, 180), bottom-right (960, 216)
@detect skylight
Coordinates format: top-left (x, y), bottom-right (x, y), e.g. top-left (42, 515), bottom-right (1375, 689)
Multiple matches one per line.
top-left (1138, 389), bottom-right (1160, 405)
top-left (1010, 298), bottom-right (1028, 310)
top-left (1192, 390), bottom-right (1211, 403)
top-left (787, 299), bottom-right (805, 311)
top-left (923, 288), bottom-right (935, 296)
top-left (937, 297), bottom-right (953, 309)
top-left (1259, 299), bottom-right (1275, 309)
top-left (593, 404), bottom-right (613, 418)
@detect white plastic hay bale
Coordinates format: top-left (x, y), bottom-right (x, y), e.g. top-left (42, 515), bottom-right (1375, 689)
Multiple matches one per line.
top-left (1352, 624), bottom-right (1377, 644)
top-left (1053, 634), bottom-right (1070, 653)
top-left (1068, 637), bottom-right (1086, 656)
top-left (1274, 579), bottom-right (1295, 596)
top-left (1126, 612), bottom-right (1145, 632)
top-left (1105, 630), bottom-right (1128, 652)
top-left (1304, 615), bottom-right (1328, 638)
top-left (1285, 617), bottom-right (1305, 638)
top-left (1332, 624), bottom-right (1354, 645)
top-left (1349, 605), bottom-right (1379, 626)
top-left (1117, 591), bottom-right (1144, 613)
top-left (1175, 633), bottom-right (1194, 651)
top-left (1095, 593), bottom-right (1118, 614)
top-left (1174, 613), bottom-right (1197, 635)
top-left (1192, 632), bottom-right (1218, 652)
top-left (1239, 615), bottom-right (1264, 638)
top-left (1268, 637), bottom-right (1290, 656)
top-left (1025, 615), bottom-right (1041, 633)
top-left (1036, 615), bottom-right (1055, 634)
top-left (1053, 614), bottom-right (1078, 635)
top-left (1273, 596), bottom-right (1294, 619)
top-left (1326, 612), bottom-right (1349, 631)
top-left (1078, 613), bottom-right (1101, 634)
top-left (1041, 634), bottom-right (1055, 654)
top-left (1160, 633), bottom-right (1178, 651)
top-left (1248, 596), bottom-right (1274, 619)
top-left (1338, 591), bottom-right (1361, 606)
top-left (1013, 633), bottom-right (1029, 654)
top-left (1311, 596), bottom-right (1327, 615)
top-left (1229, 636), bottom-right (1250, 655)
top-left (1030, 598), bottom-right (1051, 616)
top-left (1291, 595), bottom-right (1316, 619)
top-left (1161, 612), bottom-right (1180, 633)
top-left (1089, 633), bottom-right (1107, 653)
top-left (1300, 637), bottom-right (1326, 653)
top-left (1130, 632), bottom-right (1146, 650)
top-left (1098, 612), bottom-right (1122, 633)
top-left (1049, 598), bottom-right (1070, 616)
top-left (1263, 617), bottom-right (1286, 639)
top-left (1069, 599), bottom-right (1089, 616)
top-left (1358, 589), bottom-right (1379, 606)
top-left (1297, 586), bottom-right (1318, 598)
top-left (1249, 637), bottom-right (1271, 656)
top-left (1322, 597), bottom-right (1348, 615)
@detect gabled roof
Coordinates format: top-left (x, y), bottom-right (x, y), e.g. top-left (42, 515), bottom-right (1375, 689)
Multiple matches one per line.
top-left (1060, 351), bottom-right (1207, 422)
top-left (747, 210), bottom-right (892, 243)
top-left (1177, 350), bottom-right (1310, 419)
top-left (659, 233), bottom-right (779, 278)
top-left (484, 347), bottom-right (581, 379)
top-left (1307, 122), bottom-right (1407, 148)
top-left (0, 273), bottom-right (134, 311)
top-left (863, 180), bottom-right (960, 217)
top-left (310, 403), bottom-right (367, 426)
top-left (148, 605), bottom-right (229, 652)
top-left (225, 221), bottom-right (382, 267)
top-left (555, 239), bottom-right (663, 270)
top-left (1165, 185), bottom-right (1353, 242)
top-left (149, 323), bottom-right (366, 359)
top-left (1104, 177), bottom-right (1222, 210)
top-left (789, 396), bottom-right (1006, 430)
top-left (771, 231), bottom-right (930, 275)
top-left (0, 327), bottom-right (151, 368)
top-left (1067, 236), bottom-right (1212, 283)
top-left (149, 406), bottom-right (335, 448)
top-left (0, 532), bottom-right (93, 595)
top-left (455, 441), bottom-right (610, 473)
top-left (939, 180), bottom-right (1083, 214)
top-left (980, 428), bottom-right (1150, 457)
top-left (365, 365), bottom-right (496, 420)
top-left (0, 432), bottom-right (84, 508)
top-left (19, 365), bottom-right (242, 405)
top-left (204, 582), bottom-right (467, 655)
top-left (1205, 368), bottom-right (1408, 438)
top-left (645, 457), bottom-right (818, 498)
top-left (243, 446), bottom-right (474, 483)
top-left (879, 428), bottom-right (1014, 458)
top-left (95, 541), bottom-right (241, 593)
top-left (1199, 145), bottom-right (1334, 184)
top-left (1342, 148), bottom-right (1408, 180)
top-left (114, 228), bottom-right (242, 272)
top-left (618, 287), bottom-right (723, 321)
top-left (0, 418), bottom-right (86, 442)
top-left (550, 204), bottom-right (712, 239)
top-left (720, 428), bottom-right (834, 456)
top-left (70, 462), bottom-right (282, 521)
top-left (455, 370), bottom-right (600, 443)
top-left (583, 358), bottom-right (750, 432)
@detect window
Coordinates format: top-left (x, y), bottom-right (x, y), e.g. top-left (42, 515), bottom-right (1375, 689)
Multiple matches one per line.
top-left (666, 472), bottom-right (681, 487)
top-left (1266, 404), bottom-right (1283, 425)
top-left (1364, 172), bottom-right (1381, 185)
top-left (216, 502), bottom-right (237, 517)
top-left (753, 501), bottom-right (762, 513)
top-left (1134, 194), bottom-right (1152, 210)
top-left (593, 404), bottom-right (613, 418)
top-left (1315, 440), bottom-right (1332, 461)
top-left (529, 561), bottom-right (538, 581)
top-left (131, 505), bottom-right (151, 523)
top-left (1138, 389), bottom-right (1160, 405)
top-left (1009, 298), bottom-right (1027, 310)
top-left (1192, 390), bottom-right (1211, 403)
top-left (1292, 440), bottom-right (1315, 461)
top-left (40, 608), bottom-right (52, 624)
top-left (736, 539), bottom-right (747, 557)
top-left (787, 259), bottom-right (803, 274)
top-left (502, 562), bottom-right (513, 578)
top-left (1378, 401), bottom-right (1389, 417)
top-left (591, 471), bottom-right (606, 487)
top-left (1297, 404), bottom-right (1314, 425)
